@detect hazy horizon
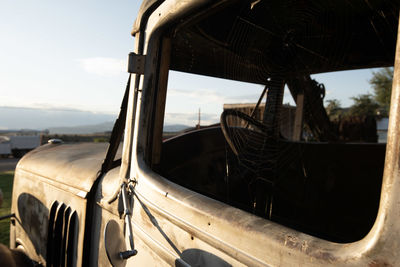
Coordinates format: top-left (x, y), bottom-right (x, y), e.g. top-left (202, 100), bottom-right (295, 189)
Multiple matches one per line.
top-left (0, 1), bottom-right (380, 131)
top-left (0, 105), bottom-right (117, 130)
top-left (0, 106), bottom-right (195, 134)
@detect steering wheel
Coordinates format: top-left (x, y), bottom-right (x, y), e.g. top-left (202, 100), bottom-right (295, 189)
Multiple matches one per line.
top-left (220, 109), bottom-right (276, 217)
top-left (220, 109), bottom-right (268, 156)
top-left (221, 109), bottom-right (307, 220)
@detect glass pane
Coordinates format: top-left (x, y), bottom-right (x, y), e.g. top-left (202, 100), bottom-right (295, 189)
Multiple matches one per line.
top-left (155, 0), bottom-right (397, 243)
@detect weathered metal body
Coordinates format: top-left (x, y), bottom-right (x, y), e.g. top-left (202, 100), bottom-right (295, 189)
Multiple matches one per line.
top-left (9, 0), bottom-right (400, 266)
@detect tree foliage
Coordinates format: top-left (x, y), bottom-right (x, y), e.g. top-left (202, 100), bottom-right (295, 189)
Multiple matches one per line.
top-left (325, 99), bottom-right (342, 119)
top-left (349, 94), bottom-right (379, 117)
top-left (370, 67), bottom-right (393, 116)
top-left (323, 68), bottom-right (393, 119)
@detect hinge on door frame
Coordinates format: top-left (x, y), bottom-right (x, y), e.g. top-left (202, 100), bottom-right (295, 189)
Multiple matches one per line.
top-left (128, 52), bottom-right (145, 74)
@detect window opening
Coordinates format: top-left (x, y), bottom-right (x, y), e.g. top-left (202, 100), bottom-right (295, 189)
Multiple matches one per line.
top-left (152, 0), bottom-right (397, 243)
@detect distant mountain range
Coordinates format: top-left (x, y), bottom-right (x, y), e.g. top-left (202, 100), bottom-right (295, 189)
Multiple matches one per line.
top-left (48, 123), bottom-right (191, 134)
top-left (48, 121), bottom-right (114, 134)
top-left (0, 106), bottom-right (117, 130)
top-left (0, 106), bottom-right (190, 134)
top-left (163, 124), bottom-right (191, 132)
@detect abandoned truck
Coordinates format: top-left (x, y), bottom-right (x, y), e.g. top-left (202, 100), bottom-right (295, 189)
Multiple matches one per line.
top-left (8, 0), bottom-right (400, 266)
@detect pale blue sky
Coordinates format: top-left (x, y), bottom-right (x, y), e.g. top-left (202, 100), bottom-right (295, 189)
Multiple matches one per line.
top-left (165, 69), bottom-right (378, 125)
top-left (0, 1), bottom-right (382, 128)
top-left (0, 0), bottom-right (141, 114)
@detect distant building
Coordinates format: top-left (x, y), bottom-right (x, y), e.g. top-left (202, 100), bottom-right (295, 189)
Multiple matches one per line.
top-left (0, 136), bottom-right (11, 156)
top-left (377, 118), bottom-right (389, 143)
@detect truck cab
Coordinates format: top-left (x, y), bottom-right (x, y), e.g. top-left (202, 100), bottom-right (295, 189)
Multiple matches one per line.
top-left (10, 0), bottom-right (400, 266)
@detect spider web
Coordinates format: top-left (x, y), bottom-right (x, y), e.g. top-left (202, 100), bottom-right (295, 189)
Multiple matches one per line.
top-left (213, 0), bottom-right (398, 219)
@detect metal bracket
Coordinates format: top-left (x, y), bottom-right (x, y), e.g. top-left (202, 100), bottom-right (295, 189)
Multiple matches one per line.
top-left (0, 213), bottom-right (15, 221)
top-left (127, 52), bottom-right (145, 74)
top-left (117, 183), bottom-right (138, 260)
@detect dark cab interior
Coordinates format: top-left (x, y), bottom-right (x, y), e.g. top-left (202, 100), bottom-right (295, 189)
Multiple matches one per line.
top-left (155, 0), bottom-right (399, 243)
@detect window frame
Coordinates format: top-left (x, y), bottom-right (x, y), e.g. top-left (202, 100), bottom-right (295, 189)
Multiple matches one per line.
top-left (130, 0), bottom-right (400, 265)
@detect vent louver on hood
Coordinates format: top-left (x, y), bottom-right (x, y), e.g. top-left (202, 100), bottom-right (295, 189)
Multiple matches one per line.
top-left (46, 201), bottom-right (78, 267)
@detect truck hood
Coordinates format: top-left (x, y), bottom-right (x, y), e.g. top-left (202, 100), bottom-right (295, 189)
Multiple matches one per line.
top-left (16, 142), bottom-right (120, 195)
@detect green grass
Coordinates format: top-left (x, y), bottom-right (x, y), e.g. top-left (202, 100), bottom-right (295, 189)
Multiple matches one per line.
top-left (0, 171), bottom-right (14, 246)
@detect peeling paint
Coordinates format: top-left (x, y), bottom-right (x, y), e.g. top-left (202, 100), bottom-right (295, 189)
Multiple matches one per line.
top-left (369, 260), bottom-right (393, 267)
